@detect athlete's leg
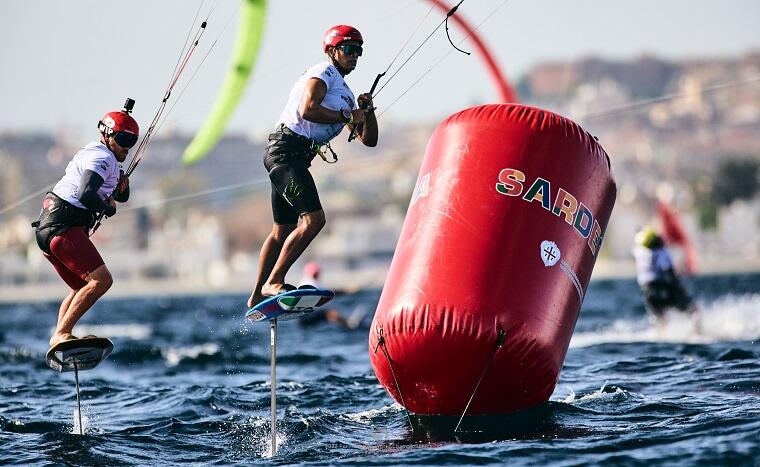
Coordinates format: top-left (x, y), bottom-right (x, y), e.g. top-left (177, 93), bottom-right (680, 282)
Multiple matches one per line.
top-left (57, 289), bottom-right (78, 329)
top-left (247, 174), bottom-right (301, 308)
top-left (50, 264), bottom-right (113, 347)
top-left (247, 223), bottom-right (296, 308)
top-left (46, 289), bottom-right (80, 346)
top-left (42, 252), bottom-right (84, 328)
top-left (259, 159), bottom-right (324, 297)
top-left (262, 209), bottom-right (326, 297)
top-left (41, 245), bottom-right (90, 346)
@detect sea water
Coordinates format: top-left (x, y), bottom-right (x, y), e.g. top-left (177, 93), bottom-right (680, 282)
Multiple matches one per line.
top-left (0, 273), bottom-right (758, 465)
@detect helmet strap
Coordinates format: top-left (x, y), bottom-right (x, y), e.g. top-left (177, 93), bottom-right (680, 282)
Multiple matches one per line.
top-left (328, 48), bottom-right (349, 76)
top-left (101, 131), bottom-right (114, 152)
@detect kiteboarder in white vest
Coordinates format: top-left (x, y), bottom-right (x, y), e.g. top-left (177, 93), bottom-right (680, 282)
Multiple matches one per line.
top-left (33, 103), bottom-right (138, 348)
top-left (247, 25), bottom-right (378, 308)
top-left (633, 227), bottom-right (697, 320)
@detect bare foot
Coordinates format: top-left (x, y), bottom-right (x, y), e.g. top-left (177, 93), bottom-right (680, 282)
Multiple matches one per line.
top-left (49, 332), bottom-right (77, 348)
top-left (260, 283), bottom-right (296, 298)
top-left (247, 292), bottom-right (265, 309)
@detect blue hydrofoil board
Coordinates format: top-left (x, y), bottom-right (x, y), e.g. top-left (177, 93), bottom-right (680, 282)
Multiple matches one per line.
top-left (246, 287), bottom-right (335, 322)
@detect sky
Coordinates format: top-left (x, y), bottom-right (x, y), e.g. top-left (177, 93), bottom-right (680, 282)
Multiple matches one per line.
top-left (1, 0), bottom-right (759, 139)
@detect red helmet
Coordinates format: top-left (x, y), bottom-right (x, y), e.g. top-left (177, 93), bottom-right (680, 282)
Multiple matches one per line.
top-left (98, 111), bottom-right (139, 137)
top-left (323, 25), bottom-right (363, 52)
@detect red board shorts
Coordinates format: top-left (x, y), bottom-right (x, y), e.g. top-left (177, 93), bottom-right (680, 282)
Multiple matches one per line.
top-left (43, 227), bottom-right (105, 290)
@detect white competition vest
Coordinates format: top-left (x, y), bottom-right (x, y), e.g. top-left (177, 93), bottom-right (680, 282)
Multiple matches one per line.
top-left (52, 142), bottom-right (121, 209)
top-left (276, 61), bottom-right (356, 144)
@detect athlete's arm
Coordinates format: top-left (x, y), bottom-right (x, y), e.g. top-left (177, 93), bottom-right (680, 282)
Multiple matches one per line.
top-left (113, 171), bottom-right (130, 202)
top-left (299, 78), bottom-right (367, 126)
top-left (78, 170), bottom-right (116, 216)
top-left (354, 93), bottom-right (378, 147)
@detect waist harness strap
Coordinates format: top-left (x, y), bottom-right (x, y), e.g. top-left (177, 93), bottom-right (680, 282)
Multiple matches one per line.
top-left (32, 193), bottom-right (94, 254)
top-left (266, 125), bottom-right (338, 166)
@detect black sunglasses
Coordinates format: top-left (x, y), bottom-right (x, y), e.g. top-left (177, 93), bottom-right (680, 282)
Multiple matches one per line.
top-left (338, 44), bottom-right (363, 57)
top-left (113, 131), bottom-right (138, 149)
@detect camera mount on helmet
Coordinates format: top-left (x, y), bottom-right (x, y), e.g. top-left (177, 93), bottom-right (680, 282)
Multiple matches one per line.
top-left (123, 98), bottom-right (135, 114)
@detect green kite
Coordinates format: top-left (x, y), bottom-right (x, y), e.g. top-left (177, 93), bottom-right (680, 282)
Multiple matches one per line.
top-left (183, 0), bottom-right (267, 165)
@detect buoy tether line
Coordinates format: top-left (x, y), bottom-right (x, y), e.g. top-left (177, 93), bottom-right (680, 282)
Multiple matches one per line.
top-left (73, 362), bottom-right (83, 435)
top-left (374, 326), bottom-right (415, 433)
top-left (453, 328), bottom-right (507, 433)
top-left (270, 318), bottom-right (278, 456)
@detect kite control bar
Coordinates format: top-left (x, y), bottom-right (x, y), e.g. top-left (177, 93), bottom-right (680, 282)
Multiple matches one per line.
top-left (347, 72), bottom-right (384, 143)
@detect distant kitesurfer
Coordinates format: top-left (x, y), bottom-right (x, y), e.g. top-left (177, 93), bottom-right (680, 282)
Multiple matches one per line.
top-left (633, 227), bottom-right (697, 319)
top-left (296, 261), bottom-right (367, 329)
top-left (298, 261), bottom-right (328, 291)
top-left (297, 261), bottom-right (346, 326)
top-left (247, 25), bottom-right (378, 307)
top-left (33, 105), bottom-right (138, 347)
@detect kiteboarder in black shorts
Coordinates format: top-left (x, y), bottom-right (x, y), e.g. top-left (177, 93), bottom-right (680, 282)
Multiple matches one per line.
top-left (247, 25), bottom-right (378, 307)
top-left (633, 227), bottom-right (697, 319)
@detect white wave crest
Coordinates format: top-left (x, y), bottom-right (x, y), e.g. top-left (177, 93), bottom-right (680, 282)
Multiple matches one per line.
top-left (162, 343), bottom-right (219, 366)
top-left (343, 404), bottom-right (398, 424)
top-left (72, 323), bottom-right (152, 340)
top-left (557, 381), bottom-right (626, 404)
top-left (571, 293), bottom-right (760, 347)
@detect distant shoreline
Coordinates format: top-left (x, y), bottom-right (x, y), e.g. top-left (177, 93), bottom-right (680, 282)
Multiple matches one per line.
top-left (2, 260), bottom-right (758, 304)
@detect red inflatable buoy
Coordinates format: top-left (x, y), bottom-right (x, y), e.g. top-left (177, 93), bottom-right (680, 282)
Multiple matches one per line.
top-left (369, 104), bottom-right (616, 416)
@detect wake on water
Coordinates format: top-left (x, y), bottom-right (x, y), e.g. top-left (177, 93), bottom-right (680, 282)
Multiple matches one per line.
top-left (570, 292), bottom-right (760, 347)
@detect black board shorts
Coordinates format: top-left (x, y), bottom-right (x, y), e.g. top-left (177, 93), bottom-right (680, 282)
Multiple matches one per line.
top-left (263, 127), bottom-right (322, 225)
top-left (641, 279), bottom-right (694, 317)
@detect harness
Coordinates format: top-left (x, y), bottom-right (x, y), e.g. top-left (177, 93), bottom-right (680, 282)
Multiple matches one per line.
top-left (31, 193), bottom-right (95, 254)
top-left (267, 124), bottom-right (339, 167)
